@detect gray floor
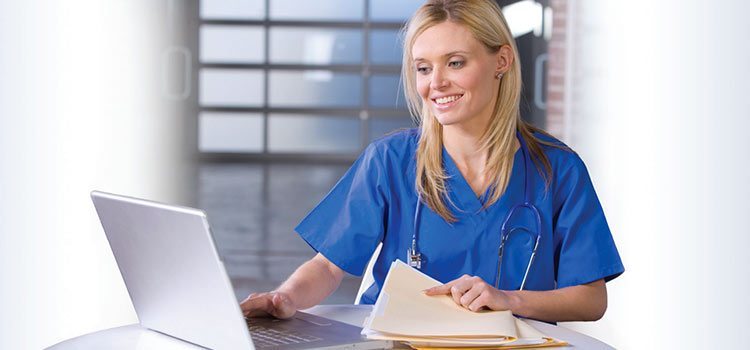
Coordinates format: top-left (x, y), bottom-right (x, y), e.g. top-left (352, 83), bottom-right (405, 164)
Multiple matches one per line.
top-left (198, 162), bottom-right (363, 305)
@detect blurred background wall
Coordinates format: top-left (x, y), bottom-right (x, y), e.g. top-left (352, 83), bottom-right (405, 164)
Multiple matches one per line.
top-left (0, 1), bottom-right (197, 348)
top-left (0, 0), bottom-right (748, 349)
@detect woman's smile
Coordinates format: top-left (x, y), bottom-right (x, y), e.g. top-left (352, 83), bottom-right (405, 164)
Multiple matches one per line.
top-left (431, 94), bottom-right (464, 110)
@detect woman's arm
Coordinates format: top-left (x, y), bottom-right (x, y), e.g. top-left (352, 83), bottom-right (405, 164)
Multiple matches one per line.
top-left (424, 276), bottom-right (607, 322)
top-left (240, 252), bottom-right (345, 319)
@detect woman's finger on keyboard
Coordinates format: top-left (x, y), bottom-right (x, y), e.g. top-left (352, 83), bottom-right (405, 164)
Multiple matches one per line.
top-left (240, 292), bottom-right (274, 317)
top-left (269, 292), bottom-right (296, 319)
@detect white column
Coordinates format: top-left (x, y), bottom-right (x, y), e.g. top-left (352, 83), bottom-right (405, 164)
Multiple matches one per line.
top-left (562, 1), bottom-right (750, 348)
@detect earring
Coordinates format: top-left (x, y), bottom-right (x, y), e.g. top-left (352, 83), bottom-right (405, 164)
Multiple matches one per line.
top-left (495, 72), bottom-right (504, 79)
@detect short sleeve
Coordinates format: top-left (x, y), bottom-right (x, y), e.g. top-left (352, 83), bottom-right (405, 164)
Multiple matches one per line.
top-left (295, 143), bottom-right (389, 276)
top-left (553, 155), bottom-right (624, 288)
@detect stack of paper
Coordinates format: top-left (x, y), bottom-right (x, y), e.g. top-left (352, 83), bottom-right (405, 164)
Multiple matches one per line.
top-left (362, 260), bottom-right (568, 349)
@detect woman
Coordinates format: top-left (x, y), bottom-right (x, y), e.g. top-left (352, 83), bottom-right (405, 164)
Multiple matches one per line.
top-left (241, 0), bottom-right (623, 323)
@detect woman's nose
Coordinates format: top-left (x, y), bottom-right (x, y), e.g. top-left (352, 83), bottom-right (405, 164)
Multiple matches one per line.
top-left (430, 69), bottom-right (449, 90)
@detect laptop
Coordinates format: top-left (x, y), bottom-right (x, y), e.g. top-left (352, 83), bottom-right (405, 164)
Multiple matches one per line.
top-left (91, 191), bottom-right (391, 350)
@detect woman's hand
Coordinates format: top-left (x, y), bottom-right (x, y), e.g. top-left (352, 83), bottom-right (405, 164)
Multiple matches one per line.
top-left (426, 277), bottom-right (608, 322)
top-left (240, 291), bottom-right (297, 319)
top-left (424, 275), bottom-right (515, 312)
top-left (238, 253), bottom-right (345, 320)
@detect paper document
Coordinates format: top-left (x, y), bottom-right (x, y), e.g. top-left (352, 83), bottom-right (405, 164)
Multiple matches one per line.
top-left (362, 260), bottom-right (568, 349)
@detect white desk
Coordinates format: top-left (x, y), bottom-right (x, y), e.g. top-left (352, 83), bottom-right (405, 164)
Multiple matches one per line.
top-left (47, 305), bottom-right (613, 349)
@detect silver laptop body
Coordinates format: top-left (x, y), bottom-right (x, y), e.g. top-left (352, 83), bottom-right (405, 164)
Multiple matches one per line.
top-left (91, 191), bottom-right (390, 350)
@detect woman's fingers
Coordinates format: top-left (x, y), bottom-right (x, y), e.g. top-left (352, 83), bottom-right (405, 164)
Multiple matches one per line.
top-left (270, 292), bottom-right (296, 319)
top-left (424, 275), bottom-right (467, 296)
top-left (240, 291), bottom-right (297, 319)
top-left (459, 284), bottom-right (483, 309)
top-left (468, 291), bottom-right (493, 312)
top-left (424, 275), bottom-right (471, 304)
top-left (449, 284), bottom-right (469, 305)
top-left (423, 283), bottom-right (452, 295)
top-left (240, 292), bottom-right (274, 317)
top-left (425, 275), bottom-right (504, 312)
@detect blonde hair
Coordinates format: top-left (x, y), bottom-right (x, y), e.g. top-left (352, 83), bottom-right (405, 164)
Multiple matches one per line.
top-left (402, 0), bottom-right (563, 222)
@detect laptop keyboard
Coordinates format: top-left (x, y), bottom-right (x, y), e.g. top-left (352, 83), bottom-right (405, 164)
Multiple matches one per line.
top-left (246, 318), bottom-right (322, 348)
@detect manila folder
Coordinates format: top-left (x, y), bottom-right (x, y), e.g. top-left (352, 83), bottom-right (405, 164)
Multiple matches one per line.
top-left (364, 260), bottom-right (518, 340)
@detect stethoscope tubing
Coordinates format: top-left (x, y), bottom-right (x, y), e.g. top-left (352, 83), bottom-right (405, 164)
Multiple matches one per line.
top-left (409, 130), bottom-right (542, 291)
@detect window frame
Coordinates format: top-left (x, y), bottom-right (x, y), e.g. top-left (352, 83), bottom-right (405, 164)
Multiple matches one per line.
top-left (198, 1), bottom-right (413, 162)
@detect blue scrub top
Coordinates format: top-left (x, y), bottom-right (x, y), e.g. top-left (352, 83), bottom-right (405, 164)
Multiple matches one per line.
top-left (296, 128), bottom-right (624, 304)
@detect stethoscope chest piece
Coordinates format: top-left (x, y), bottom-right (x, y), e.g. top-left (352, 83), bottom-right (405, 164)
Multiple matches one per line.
top-left (407, 247), bottom-right (422, 269)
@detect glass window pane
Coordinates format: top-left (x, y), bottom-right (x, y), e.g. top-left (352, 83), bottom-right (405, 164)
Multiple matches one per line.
top-left (268, 115), bottom-right (360, 153)
top-left (369, 29), bottom-right (402, 64)
top-left (369, 74), bottom-right (406, 108)
top-left (201, 0), bottom-right (265, 20)
top-left (369, 117), bottom-right (414, 141)
top-left (200, 69), bottom-right (264, 107)
top-left (200, 112), bottom-right (264, 152)
top-left (270, 0), bottom-right (364, 21)
top-left (270, 28), bottom-right (362, 64)
top-left (369, 0), bottom-right (422, 22)
top-left (201, 25), bottom-right (265, 63)
top-left (269, 70), bottom-right (361, 108)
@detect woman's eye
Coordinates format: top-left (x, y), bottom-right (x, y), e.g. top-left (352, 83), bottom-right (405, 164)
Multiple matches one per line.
top-left (416, 67), bottom-right (431, 74)
top-left (448, 60), bottom-right (465, 68)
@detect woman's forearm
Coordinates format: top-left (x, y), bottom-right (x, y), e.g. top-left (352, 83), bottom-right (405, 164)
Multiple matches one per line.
top-left (505, 279), bottom-right (607, 322)
top-left (275, 253), bottom-right (345, 310)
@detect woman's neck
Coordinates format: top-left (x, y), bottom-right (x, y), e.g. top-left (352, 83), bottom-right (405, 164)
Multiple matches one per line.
top-left (441, 123), bottom-right (522, 197)
top-left (442, 126), bottom-right (486, 168)
top-left (443, 126), bottom-right (488, 196)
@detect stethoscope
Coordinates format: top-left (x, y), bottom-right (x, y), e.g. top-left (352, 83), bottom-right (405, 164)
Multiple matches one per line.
top-left (407, 131), bottom-right (542, 291)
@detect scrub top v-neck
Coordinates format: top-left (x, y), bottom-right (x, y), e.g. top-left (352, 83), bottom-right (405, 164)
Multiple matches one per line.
top-left (295, 128), bottom-right (624, 305)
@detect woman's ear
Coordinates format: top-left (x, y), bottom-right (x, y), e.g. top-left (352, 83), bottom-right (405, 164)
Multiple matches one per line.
top-left (495, 44), bottom-right (514, 74)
